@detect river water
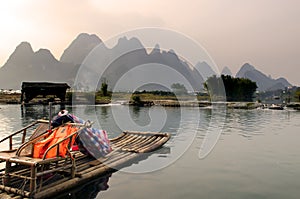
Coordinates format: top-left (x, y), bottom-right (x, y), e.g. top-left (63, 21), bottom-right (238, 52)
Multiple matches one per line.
top-left (0, 104), bottom-right (300, 199)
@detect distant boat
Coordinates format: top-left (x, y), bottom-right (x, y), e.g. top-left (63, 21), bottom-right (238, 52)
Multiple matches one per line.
top-left (269, 104), bottom-right (284, 110)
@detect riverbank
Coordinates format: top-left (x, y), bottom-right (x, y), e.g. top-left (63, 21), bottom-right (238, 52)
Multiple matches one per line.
top-left (0, 93), bottom-right (20, 104)
top-left (1, 93), bottom-right (300, 110)
top-left (0, 93), bottom-right (110, 105)
top-left (127, 100), bottom-right (264, 109)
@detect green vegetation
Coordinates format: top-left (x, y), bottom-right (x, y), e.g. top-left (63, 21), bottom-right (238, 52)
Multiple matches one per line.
top-left (295, 88), bottom-right (300, 102)
top-left (133, 90), bottom-right (175, 99)
top-left (171, 83), bottom-right (188, 95)
top-left (205, 75), bottom-right (257, 102)
top-left (100, 82), bottom-right (108, 96)
top-left (132, 90), bottom-right (196, 101)
top-left (66, 91), bottom-right (73, 102)
top-left (95, 82), bottom-right (111, 103)
top-left (131, 95), bottom-right (142, 106)
top-left (0, 77), bottom-right (262, 105)
top-left (130, 92), bottom-right (177, 101)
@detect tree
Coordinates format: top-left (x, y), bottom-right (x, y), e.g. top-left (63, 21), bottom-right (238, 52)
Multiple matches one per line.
top-left (295, 88), bottom-right (300, 102)
top-left (171, 83), bottom-right (187, 95)
top-left (203, 75), bottom-right (226, 101)
top-left (205, 75), bottom-right (257, 102)
top-left (101, 82), bottom-right (108, 96)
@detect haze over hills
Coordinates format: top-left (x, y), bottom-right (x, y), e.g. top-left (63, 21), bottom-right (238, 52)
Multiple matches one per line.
top-left (0, 33), bottom-right (293, 92)
top-left (236, 63), bottom-right (292, 91)
top-left (0, 42), bottom-right (74, 89)
top-left (195, 61), bottom-right (216, 80)
top-left (0, 33), bottom-right (204, 91)
top-left (75, 37), bottom-right (204, 91)
top-left (221, 66), bottom-right (232, 76)
top-left (60, 33), bottom-right (102, 65)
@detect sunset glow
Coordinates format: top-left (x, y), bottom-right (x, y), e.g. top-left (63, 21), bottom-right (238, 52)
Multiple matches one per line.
top-left (0, 0), bottom-right (299, 85)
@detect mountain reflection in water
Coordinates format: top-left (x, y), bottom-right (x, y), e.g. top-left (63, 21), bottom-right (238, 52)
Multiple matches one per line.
top-left (1, 104), bottom-right (300, 199)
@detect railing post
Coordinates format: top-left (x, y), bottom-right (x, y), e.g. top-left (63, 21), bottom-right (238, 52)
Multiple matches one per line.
top-left (3, 160), bottom-right (11, 185)
top-left (48, 102), bottom-right (52, 130)
top-left (30, 164), bottom-right (37, 193)
top-left (71, 156), bottom-right (76, 178)
top-left (22, 129), bottom-right (27, 144)
top-left (9, 137), bottom-right (13, 150)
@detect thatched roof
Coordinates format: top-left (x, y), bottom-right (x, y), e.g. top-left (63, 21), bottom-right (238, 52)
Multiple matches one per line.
top-left (21, 82), bottom-right (70, 89)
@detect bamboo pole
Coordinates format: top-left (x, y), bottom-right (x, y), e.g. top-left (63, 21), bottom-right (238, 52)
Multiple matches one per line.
top-left (48, 102), bottom-right (52, 130)
top-left (112, 134), bottom-right (139, 148)
top-left (29, 165), bottom-right (37, 193)
top-left (133, 136), bottom-right (162, 152)
top-left (123, 136), bottom-right (156, 149)
top-left (110, 133), bottom-right (131, 146)
top-left (9, 137), bottom-right (12, 150)
top-left (34, 152), bottom-right (140, 199)
top-left (0, 185), bottom-right (30, 197)
top-left (127, 136), bottom-right (158, 151)
top-left (0, 131), bottom-right (170, 198)
top-left (117, 135), bottom-right (143, 149)
top-left (0, 121), bottom-right (38, 144)
top-left (3, 160), bottom-right (11, 185)
top-left (124, 131), bottom-right (170, 137)
top-left (139, 136), bottom-right (170, 153)
top-left (21, 129), bottom-right (26, 144)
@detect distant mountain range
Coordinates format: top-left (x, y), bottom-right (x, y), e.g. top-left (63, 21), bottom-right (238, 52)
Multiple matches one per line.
top-left (235, 63), bottom-right (292, 91)
top-left (0, 33), bottom-right (293, 92)
top-left (221, 66), bottom-right (232, 76)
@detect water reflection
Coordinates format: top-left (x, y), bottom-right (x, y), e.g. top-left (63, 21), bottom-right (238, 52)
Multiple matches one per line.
top-left (99, 106), bottom-right (109, 120)
top-left (132, 105), bottom-right (140, 118)
top-left (1, 104), bottom-right (298, 142)
top-left (104, 109), bottom-right (300, 199)
top-left (224, 109), bottom-right (266, 138)
top-left (53, 174), bottom-right (111, 199)
top-left (21, 105), bottom-right (49, 121)
top-left (1, 104), bottom-right (300, 198)
top-left (51, 147), bottom-right (170, 198)
top-left (20, 104), bottom-right (67, 123)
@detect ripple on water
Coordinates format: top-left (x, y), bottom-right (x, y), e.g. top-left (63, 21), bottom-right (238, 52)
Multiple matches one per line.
top-left (1, 105), bottom-right (300, 199)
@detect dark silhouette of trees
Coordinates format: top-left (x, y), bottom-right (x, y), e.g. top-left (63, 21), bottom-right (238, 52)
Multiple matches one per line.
top-left (171, 83), bottom-right (188, 95)
top-left (295, 88), bottom-right (300, 102)
top-left (101, 82), bottom-right (108, 96)
top-left (204, 75), bottom-right (257, 102)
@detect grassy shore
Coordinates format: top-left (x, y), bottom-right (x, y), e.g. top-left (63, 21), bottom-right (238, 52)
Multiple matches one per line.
top-left (0, 92), bottom-right (207, 105)
top-left (4, 92), bottom-right (297, 110)
top-left (0, 93), bottom-right (21, 104)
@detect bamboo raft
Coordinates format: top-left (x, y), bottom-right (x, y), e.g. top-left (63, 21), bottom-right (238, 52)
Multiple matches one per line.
top-left (0, 120), bottom-right (170, 198)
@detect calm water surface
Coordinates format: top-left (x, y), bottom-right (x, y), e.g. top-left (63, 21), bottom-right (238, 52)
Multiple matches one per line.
top-left (0, 104), bottom-right (300, 199)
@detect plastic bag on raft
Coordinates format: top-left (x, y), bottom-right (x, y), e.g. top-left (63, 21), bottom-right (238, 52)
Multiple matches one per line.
top-left (51, 110), bottom-right (112, 158)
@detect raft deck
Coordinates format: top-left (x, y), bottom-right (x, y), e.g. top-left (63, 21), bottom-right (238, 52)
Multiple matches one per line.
top-left (0, 121), bottom-right (170, 198)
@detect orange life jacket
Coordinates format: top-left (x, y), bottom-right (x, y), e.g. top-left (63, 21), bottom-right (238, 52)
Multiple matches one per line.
top-left (33, 125), bottom-right (79, 159)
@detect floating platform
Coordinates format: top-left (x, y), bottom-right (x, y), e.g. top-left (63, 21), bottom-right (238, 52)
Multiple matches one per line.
top-left (0, 121), bottom-right (170, 198)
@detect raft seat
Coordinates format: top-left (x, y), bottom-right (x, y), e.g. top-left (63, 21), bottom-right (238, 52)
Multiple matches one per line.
top-left (0, 129), bottom-right (171, 198)
top-left (2, 124), bottom-right (87, 194)
top-left (0, 149), bottom-right (17, 164)
top-left (0, 122), bottom-right (49, 163)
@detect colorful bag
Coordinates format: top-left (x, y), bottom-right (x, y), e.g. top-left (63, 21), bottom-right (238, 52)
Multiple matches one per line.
top-left (50, 111), bottom-right (112, 159)
top-left (70, 114), bottom-right (112, 159)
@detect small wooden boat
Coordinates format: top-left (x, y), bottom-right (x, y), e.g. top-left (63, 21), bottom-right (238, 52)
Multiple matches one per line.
top-left (269, 104), bottom-right (284, 110)
top-left (0, 120), bottom-right (170, 198)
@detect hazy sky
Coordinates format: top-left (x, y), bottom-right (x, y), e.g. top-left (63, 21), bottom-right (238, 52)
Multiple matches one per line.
top-left (0, 0), bottom-right (299, 85)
